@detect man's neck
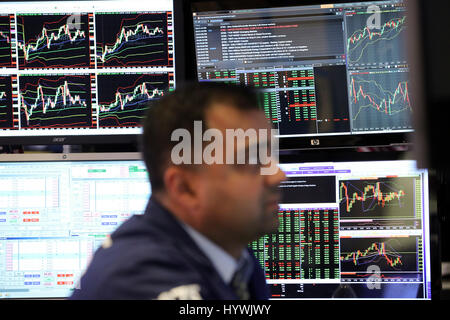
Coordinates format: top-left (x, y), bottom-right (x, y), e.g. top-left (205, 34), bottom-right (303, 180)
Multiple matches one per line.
top-left (154, 194), bottom-right (246, 260)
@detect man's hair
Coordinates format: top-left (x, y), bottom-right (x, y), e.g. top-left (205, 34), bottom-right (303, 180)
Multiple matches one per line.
top-left (140, 81), bottom-right (261, 192)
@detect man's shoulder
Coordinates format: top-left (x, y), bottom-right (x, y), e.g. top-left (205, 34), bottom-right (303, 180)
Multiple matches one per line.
top-left (72, 212), bottom-right (216, 299)
top-left (71, 223), bottom-right (205, 299)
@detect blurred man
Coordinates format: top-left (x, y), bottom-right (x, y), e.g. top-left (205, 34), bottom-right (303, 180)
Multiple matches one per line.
top-left (70, 82), bottom-right (286, 300)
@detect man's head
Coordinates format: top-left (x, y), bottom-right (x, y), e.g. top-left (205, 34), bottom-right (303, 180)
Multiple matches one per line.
top-left (141, 82), bottom-right (286, 256)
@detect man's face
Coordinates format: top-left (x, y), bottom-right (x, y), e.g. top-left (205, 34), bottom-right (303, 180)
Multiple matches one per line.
top-left (193, 103), bottom-right (286, 244)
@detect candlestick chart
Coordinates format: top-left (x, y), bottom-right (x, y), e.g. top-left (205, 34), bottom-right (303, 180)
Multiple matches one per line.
top-left (19, 75), bottom-right (93, 129)
top-left (0, 14), bottom-right (14, 68)
top-left (95, 13), bottom-right (171, 68)
top-left (339, 177), bottom-right (415, 219)
top-left (340, 236), bottom-right (422, 279)
top-left (97, 73), bottom-right (170, 127)
top-left (346, 9), bottom-right (407, 65)
top-left (0, 75), bottom-right (13, 129)
top-left (349, 69), bottom-right (412, 132)
top-left (16, 14), bottom-right (91, 69)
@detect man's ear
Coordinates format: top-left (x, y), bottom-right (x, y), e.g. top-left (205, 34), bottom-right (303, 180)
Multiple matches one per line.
top-left (163, 166), bottom-right (200, 211)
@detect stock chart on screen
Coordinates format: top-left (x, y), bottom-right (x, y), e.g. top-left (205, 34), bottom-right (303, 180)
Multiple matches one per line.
top-left (97, 72), bottom-right (172, 128)
top-left (346, 8), bottom-right (407, 66)
top-left (0, 0), bottom-right (175, 140)
top-left (16, 14), bottom-right (93, 70)
top-left (0, 14), bottom-right (15, 68)
top-left (0, 75), bottom-right (13, 129)
top-left (192, 0), bottom-right (412, 138)
top-left (95, 12), bottom-right (173, 69)
top-left (249, 160), bottom-right (432, 299)
top-left (19, 74), bottom-right (95, 129)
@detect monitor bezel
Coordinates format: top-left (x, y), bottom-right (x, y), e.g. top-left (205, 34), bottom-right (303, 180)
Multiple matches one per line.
top-left (182, 0), bottom-right (413, 151)
top-left (0, 151), bottom-right (143, 162)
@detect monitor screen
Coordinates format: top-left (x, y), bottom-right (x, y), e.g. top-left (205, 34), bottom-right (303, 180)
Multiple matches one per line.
top-left (0, 155), bottom-right (431, 299)
top-left (250, 159), bottom-right (432, 299)
top-left (0, 0), bottom-right (175, 144)
top-left (190, 0), bottom-right (411, 147)
top-left (0, 153), bottom-right (149, 298)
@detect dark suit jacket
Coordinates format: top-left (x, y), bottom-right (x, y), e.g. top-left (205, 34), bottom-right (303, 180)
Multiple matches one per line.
top-left (70, 197), bottom-right (270, 300)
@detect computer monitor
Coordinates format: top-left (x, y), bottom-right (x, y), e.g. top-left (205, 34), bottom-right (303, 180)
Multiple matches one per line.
top-left (250, 159), bottom-right (432, 299)
top-left (0, 154), bottom-right (432, 299)
top-left (0, 0), bottom-right (175, 145)
top-left (187, 0), bottom-right (412, 149)
top-left (0, 152), bottom-right (149, 299)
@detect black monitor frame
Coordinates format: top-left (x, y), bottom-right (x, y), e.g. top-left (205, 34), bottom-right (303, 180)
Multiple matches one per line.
top-left (181, 0), bottom-right (413, 151)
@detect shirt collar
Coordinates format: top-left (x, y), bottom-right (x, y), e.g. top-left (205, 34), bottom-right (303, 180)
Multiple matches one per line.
top-left (181, 222), bottom-right (252, 284)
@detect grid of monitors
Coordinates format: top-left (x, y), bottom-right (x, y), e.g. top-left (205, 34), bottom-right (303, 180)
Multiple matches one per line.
top-left (251, 160), bottom-right (432, 299)
top-left (0, 0), bottom-right (175, 141)
top-left (191, 0), bottom-right (411, 140)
